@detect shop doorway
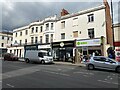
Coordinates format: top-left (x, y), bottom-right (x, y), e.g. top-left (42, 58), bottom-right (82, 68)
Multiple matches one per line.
top-left (59, 49), bottom-right (66, 61)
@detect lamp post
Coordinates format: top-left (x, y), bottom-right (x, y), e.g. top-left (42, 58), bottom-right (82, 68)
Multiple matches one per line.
top-left (111, 0), bottom-right (115, 50)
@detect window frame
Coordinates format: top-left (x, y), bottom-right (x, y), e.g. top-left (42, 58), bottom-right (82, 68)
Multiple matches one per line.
top-left (88, 28), bottom-right (94, 38)
top-left (61, 33), bottom-right (65, 39)
top-left (88, 14), bottom-right (94, 22)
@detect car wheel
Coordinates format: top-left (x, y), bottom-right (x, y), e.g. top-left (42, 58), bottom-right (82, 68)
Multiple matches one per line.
top-left (41, 60), bottom-right (45, 64)
top-left (88, 64), bottom-right (94, 70)
top-left (116, 66), bottom-right (120, 73)
top-left (25, 59), bottom-right (30, 63)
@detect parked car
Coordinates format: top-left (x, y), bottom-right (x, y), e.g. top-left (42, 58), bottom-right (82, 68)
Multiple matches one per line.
top-left (3, 53), bottom-right (19, 61)
top-left (86, 56), bottom-right (120, 73)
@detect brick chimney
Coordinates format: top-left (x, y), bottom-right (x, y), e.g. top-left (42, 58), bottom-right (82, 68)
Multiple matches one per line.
top-left (61, 8), bottom-right (69, 16)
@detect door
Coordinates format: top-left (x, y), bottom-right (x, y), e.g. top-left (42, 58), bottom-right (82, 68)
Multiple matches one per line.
top-left (93, 57), bottom-right (106, 68)
top-left (104, 58), bottom-right (117, 70)
top-left (59, 49), bottom-right (66, 61)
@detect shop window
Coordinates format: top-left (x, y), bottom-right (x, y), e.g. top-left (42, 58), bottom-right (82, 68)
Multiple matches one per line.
top-left (61, 33), bottom-right (65, 39)
top-left (61, 21), bottom-right (65, 29)
top-left (88, 28), bottom-right (94, 38)
top-left (73, 31), bottom-right (78, 38)
top-left (88, 14), bottom-right (94, 22)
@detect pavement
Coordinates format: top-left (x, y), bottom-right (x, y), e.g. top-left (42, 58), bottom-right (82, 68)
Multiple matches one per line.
top-left (18, 58), bottom-right (86, 67)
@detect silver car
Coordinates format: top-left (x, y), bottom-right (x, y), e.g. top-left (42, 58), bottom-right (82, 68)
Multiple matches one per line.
top-left (86, 56), bottom-right (120, 73)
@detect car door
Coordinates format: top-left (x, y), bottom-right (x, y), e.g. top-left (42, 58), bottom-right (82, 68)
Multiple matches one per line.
top-left (93, 57), bottom-right (106, 68)
top-left (104, 58), bottom-right (117, 70)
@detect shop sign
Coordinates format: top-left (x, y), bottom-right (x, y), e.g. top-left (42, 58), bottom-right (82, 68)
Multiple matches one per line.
top-left (38, 45), bottom-right (51, 49)
top-left (76, 39), bottom-right (101, 47)
top-left (60, 42), bottom-right (64, 47)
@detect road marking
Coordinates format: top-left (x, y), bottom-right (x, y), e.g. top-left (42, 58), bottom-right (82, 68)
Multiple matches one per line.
top-left (58, 69), bottom-right (62, 70)
top-left (104, 79), bottom-right (107, 80)
top-left (6, 84), bottom-right (14, 88)
top-left (43, 70), bottom-right (70, 77)
top-left (98, 80), bottom-right (118, 85)
top-left (73, 72), bottom-right (94, 75)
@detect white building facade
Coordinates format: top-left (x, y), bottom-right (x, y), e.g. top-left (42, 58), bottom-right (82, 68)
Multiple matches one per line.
top-left (7, 15), bottom-right (57, 58)
top-left (7, 1), bottom-right (113, 63)
top-left (0, 31), bottom-right (13, 56)
top-left (52, 1), bottom-right (113, 63)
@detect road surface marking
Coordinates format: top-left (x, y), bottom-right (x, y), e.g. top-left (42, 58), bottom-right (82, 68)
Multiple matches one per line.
top-left (58, 69), bottom-right (62, 70)
top-left (98, 80), bottom-right (118, 85)
top-left (104, 79), bottom-right (107, 80)
top-left (43, 70), bottom-right (70, 76)
top-left (6, 84), bottom-right (14, 88)
top-left (73, 72), bottom-right (94, 75)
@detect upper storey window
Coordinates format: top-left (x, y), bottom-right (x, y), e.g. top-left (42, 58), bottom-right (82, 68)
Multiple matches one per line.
top-left (20, 31), bottom-right (22, 36)
top-left (40, 26), bottom-right (43, 32)
top-left (88, 14), bottom-right (94, 22)
top-left (46, 23), bottom-right (49, 30)
top-left (51, 23), bottom-right (53, 30)
top-left (16, 33), bottom-right (17, 37)
top-left (73, 18), bottom-right (78, 26)
top-left (61, 21), bottom-right (65, 29)
top-left (25, 30), bottom-right (28, 35)
top-left (88, 28), bottom-right (94, 38)
top-left (36, 27), bottom-right (38, 33)
top-left (31, 27), bottom-right (34, 33)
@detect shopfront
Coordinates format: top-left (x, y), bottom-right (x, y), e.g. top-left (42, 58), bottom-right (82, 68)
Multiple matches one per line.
top-left (76, 38), bottom-right (103, 57)
top-left (24, 43), bottom-right (52, 58)
top-left (52, 40), bottom-right (75, 62)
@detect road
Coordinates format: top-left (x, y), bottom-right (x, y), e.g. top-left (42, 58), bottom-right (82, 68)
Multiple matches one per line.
top-left (1, 60), bottom-right (120, 89)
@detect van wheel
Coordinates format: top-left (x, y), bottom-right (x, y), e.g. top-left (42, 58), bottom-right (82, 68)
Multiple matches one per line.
top-left (88, 64), bottom-right (94, 70)
top-left (41, 60), bottom-right (45, 64)
top-left (25, 59), bottom-right (30, 63)
top-left (116, 66), bottom-right (120, 73)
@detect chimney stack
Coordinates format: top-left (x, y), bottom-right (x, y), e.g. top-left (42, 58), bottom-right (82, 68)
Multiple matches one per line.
top-left (61, 8), bottom-right (69, 16)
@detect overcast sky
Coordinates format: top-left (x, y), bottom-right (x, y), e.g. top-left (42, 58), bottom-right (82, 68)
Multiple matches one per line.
top-left (0, 0), bottom-right (119, 31)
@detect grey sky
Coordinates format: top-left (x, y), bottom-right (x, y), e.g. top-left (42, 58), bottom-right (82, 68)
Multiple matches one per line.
top-left (1, 0), bottom-right (119, 31)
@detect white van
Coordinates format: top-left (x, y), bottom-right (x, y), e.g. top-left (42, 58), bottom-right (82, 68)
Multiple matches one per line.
top-left (25, 50), bottom-right (53, 64)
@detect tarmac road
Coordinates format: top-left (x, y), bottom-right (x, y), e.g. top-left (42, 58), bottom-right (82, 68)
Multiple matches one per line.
top-left (1, 60), bottom-right (120, 89)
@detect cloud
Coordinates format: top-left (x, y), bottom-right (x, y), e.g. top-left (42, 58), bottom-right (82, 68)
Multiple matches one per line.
top-left (1, 0), bottom-right (119, 31)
